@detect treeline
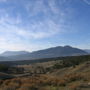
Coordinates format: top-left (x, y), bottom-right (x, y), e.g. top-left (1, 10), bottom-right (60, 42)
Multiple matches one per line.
top-left (0, 64), bottom-right (9, 72)
top-left (0, 55), bottom-right (90, 66)
top-left (52, 55), bottom-right (90, 69)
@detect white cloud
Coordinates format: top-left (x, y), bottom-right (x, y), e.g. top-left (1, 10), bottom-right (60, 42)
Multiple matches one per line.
top-left (11, 19), bottom-right (61, 39)
top-left (0, 0), bottom-right (72, 51)
top-left (48, 0), bottom-right (60, 14)
top-left (0, 13), bottom-right (22, 25)
top-left (0, 35), bottom-right (53, 52)
top-left (25, 0), bottom-right (65, 18)
top-left (0, 0), bottom-right (7, 2)
top-left (83, 0), bottom-right (90, 5)
top-left (0, 11), bottom-right (63, 39)
top-left (26, 0), bottom-right (48, 17)
top-left (26, 20), bottom-right (61, 39)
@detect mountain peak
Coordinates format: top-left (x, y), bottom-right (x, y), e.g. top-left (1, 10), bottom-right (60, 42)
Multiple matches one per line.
top-left (64, 45), bottom-right (72, 48)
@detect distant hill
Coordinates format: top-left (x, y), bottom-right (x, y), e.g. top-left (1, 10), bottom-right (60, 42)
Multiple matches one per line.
top-left (84, 49), bottom-right (90, 54)
top-left (0, 56), bottom-right (12, 61)
top-left (0, 51), bottom-right (30, 56)
top-left (0, 45), bottom-right (88, 61)
top-left (5, 45), bottom-right (87, 61)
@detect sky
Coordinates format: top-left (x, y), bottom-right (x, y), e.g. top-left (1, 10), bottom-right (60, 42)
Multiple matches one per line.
top-left (0, 0), bottom-right (90, 53)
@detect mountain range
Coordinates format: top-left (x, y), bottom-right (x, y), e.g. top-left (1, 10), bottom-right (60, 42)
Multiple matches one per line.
top-left (0, 45), bottom-right (88, 61)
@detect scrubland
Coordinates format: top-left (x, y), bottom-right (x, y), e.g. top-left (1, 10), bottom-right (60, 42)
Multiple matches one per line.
top-left (0, 55), bottom-right (90, 90)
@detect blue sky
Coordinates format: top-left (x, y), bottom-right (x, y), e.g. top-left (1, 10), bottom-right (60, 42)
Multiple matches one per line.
top-left (0, 0), bottom-right (90, 52)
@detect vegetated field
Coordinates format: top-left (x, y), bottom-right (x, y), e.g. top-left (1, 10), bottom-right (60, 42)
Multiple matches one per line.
top-left (0, 55), bottom-right (90, 90)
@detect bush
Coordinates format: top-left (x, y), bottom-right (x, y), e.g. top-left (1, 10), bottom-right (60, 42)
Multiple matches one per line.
top-left (64, 73), bottom-right (83, 82)
top-left (53, 63), bottom-right (62, 69)
top-left (0, 64), bottom-right (9, 72)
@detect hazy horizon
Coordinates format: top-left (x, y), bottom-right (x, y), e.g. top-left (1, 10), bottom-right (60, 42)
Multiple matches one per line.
top-left (0, 0), bottom-right (90, 52)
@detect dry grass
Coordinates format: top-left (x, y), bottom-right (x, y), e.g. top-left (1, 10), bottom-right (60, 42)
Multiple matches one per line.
top-left (0, 72), bottom-right (85, 90)
top-left (0, 60), bottom-right (90, 90)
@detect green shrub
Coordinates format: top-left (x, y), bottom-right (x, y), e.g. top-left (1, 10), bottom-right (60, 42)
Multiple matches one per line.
top-left (0, 64), bottom-right (9, 72)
